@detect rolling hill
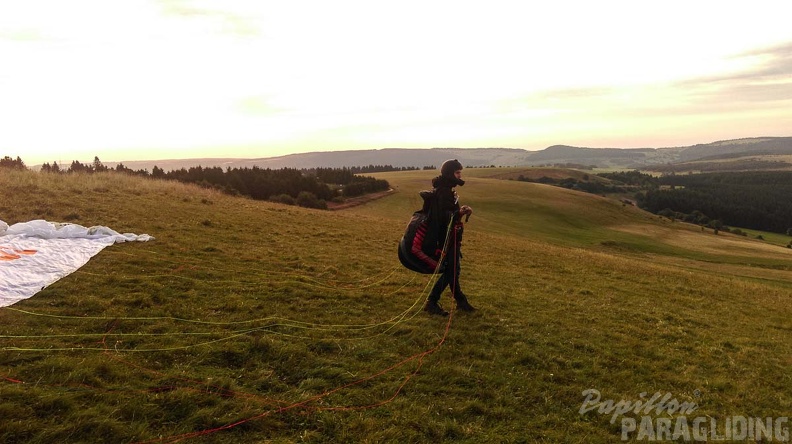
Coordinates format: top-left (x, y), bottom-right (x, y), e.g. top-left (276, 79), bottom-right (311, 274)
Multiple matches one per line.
top-left (677, 137), bottom-right (792, 161)
top-left (91, 136), bottom-right (792, 173)
top-left (1, 168), bottom-right (790, 443)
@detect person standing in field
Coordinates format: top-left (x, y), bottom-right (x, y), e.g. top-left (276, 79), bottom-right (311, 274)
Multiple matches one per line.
top-left (423, 159), bottom-right (475, 316)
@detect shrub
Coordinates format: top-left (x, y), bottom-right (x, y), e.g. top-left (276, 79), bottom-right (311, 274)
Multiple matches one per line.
top-left (296, 191), bottom-right (327, 210)
top-left (270, 194), bottom-right (296, 205)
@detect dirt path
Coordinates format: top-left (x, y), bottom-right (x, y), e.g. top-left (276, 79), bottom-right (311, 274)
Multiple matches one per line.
top-left (326, 189), bottom-right (395, 210)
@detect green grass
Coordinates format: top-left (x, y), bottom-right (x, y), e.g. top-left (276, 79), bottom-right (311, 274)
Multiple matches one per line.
top-left (728, 226), bottom-right (792, 247)
top-left (1, 168), bottom-right (791, 443)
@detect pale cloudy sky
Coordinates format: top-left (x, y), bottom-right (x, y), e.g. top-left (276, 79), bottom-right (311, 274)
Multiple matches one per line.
top-left (1, 0), bottom-right (791, 165)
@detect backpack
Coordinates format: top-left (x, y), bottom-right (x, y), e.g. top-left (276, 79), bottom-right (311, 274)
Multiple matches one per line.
top-left (397, 190), bottom-right (443, 274)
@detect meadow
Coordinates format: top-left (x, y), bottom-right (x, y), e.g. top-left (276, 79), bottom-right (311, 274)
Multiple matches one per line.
top-left (1, 168), bottom-right (790, 443)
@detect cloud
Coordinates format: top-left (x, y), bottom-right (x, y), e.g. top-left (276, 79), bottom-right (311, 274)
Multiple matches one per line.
top-left (0, 29), bottom-right (48, 42)
top-left (676, 41), bottom-right (792, 104)
top-left (155, 0), bottom-right (260, 37)
top-left (505, 41), bottom-right (792, 123)
top-left (501, 41), bottom-right (792, 120)
top-left (236, 96), bottom-right (286, 115)
top-left (736, 41), bottom-right (792, 78)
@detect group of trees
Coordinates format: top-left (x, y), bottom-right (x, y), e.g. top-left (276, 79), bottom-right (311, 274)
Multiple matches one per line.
top-left (0, 156), bottom-right (26, 170)
top-left (310, 167), bottom-right (397, 196)
top-left (637, 171), bottom-right (792, 234)
top-left (161, 165), bottom-right (389, 206)
top-left (655, 208), bottom-right (728, 232)
top-left (518, 175), bottom-right (629, 194)
top-left (516, 170), bottom-right (660, 195)
top-left (38, 157), bottom-right (152, 176)
top-left (597, 170), bottom-right (660, 188)
top-left (328, 165), bottom-right (421, 174)
top-left (528, 168), bottom-right (792, 236)
top-left (10, 156), bottom-right (391, 210)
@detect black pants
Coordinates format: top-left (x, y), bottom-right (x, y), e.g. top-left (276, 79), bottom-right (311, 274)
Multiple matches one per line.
top-left (428, 224), bottom-right (464, 303)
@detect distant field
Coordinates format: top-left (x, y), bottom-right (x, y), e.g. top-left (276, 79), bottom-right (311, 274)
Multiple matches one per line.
top-left (466, 166), bottom-right (603, 183)
top-left (645, 154), bottom-right (792, 173)
top-left (1, 168), bottom-right (790, 443)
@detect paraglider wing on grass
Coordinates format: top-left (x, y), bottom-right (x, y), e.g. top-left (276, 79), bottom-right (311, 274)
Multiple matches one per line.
top-left (0, 220), bottom-right (153, 307)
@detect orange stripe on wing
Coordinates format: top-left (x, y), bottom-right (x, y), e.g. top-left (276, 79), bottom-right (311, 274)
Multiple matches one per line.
top-left (0, 246), bottom-right (38, 261)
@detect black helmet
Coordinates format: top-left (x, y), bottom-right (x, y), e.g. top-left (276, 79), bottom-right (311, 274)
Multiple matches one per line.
top-left (440, 159), bottom-right (463, 179)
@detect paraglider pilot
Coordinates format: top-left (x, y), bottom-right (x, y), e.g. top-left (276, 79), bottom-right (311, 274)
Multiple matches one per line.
top-left (423, 159), bottom-right (475, 316)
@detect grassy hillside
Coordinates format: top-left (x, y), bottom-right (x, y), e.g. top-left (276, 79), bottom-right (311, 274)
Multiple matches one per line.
top-left (645, 154), bottom-right (792, 173)
top-left (1, 169), bottom-right (790, 443)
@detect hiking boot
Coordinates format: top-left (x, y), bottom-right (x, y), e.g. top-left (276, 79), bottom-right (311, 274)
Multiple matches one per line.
top-left (455, 298), bottom-right (476, 312)
top-left (423, 300), bottom-right (449, 316)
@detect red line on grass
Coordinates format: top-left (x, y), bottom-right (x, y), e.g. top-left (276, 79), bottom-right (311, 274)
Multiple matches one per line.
top-left (135, 309), bottom-right (455, 443)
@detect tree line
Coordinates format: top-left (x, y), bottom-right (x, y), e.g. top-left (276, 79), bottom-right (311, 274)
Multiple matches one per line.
top-left (0, 156), bottom-right (26, 170)
top-left (635, 171), bottom-right (792, 234)
top-left (8, 156), bottom-right (391, 210)
top-left (539, 169), bottom-right (792, 235)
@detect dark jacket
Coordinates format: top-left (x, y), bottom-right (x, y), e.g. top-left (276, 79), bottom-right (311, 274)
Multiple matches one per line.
top-left (427, 175), bottom-right (462, 246)
top-left (399, 175), bottom-right (464, 274)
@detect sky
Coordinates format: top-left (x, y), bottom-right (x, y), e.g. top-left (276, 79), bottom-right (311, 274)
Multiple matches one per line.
top-left (1, 0), bottom-right (791, 166)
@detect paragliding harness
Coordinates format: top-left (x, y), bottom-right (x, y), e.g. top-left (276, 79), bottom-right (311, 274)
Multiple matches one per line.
top-left (398, 189), bottom-right (463, 275)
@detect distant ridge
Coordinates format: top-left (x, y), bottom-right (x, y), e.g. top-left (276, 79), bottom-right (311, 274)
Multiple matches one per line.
top-left (678, 137), bottom-right (792, 161)
top-left (98, 136), bottom-right (792, 172)
top-left (106, 148), bottom-right (532, 172)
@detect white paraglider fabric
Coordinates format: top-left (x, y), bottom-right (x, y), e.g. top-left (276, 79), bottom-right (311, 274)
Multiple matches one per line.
top-left (0, 220), bottom-right (153, 307)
